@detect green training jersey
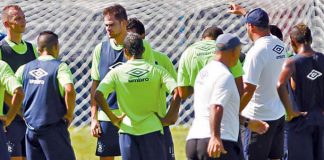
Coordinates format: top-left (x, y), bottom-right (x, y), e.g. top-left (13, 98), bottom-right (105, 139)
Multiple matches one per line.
top-left (91, 39), bottom-right (155, 121)
top-left (15, 55), bottom-right (74, 96)
top-left (0, 37), bottom-right (38, 59)
top-left (0, 60), bottom-right (22, 115)
top-left (153, 49), bottom-right (177, 116)
top-left (177, 40), bottom-right (244, 87)
top-left (97, 59), bottom-right (177, 135)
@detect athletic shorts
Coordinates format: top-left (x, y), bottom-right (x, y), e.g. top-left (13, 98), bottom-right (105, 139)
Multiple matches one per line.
top-left (244, 116), bottom-right (285, 160)
top-left (25, 120), bottom-right (75, 160)
top-left (95, 121), bottom-right (120, 156)
top-left (163, 126), bottom-right (175, 160)
top-left (287, 116), bottom-right (324, 160)
top-left (0, 121), bottom-right (10, 160)
top-left (5, 116), bottom-right (26, 157)
top-left (186, 138), bottom-right (240, 160)
top-left (119, 131), bottom-right (166, 160)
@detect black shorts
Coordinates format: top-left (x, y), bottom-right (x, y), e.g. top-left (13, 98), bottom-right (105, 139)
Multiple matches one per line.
top-left (163, 126), bottom-right (175, 160)
top-left (245, 116), bottom-right (285, 160)
top-left (186, 138), bottom-right (240, 160)
top-left (95, 121), bottom-right (120, 157)
top-left (5, 116), bottom-right (26, 157)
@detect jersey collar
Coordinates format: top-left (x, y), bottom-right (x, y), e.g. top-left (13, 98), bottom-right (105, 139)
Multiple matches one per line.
top-left (38, 55), bottom-right (56, 61)
top-left (109, 39), bottom-right (124, 50)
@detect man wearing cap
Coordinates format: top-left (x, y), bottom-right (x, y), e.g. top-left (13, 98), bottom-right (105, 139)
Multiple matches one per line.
top-left (186, 33), bottom-right (269, 160)
top-left (229, 4), bottom-right (286, 160)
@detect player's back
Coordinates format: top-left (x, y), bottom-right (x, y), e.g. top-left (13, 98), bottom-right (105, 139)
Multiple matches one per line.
top-left (108, 59), bottom-right (176, 135)
top-left (242, 35), bottom-right (286, 120)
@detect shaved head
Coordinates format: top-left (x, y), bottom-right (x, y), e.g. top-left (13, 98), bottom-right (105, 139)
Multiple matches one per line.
top-left (2, 5), bottom-right (23, 22)
top-left (37, 31), bottom-right (59, 53)
top-left (290, 23), bottom-right (312, 44)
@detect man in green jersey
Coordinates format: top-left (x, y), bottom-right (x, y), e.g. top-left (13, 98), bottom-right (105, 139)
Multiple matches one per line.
top-left (177, 26), bottom-right (244, 100)
top-left (1, 5), bottom-right (38, 160)
top-left (90, 4), bottom-right (155, 160)
top-left (127, 17), bottom-right (177, 160)
top-left (95, 33), bottom-right (181, 160)
top-left (0, 60), bottom-right (24, 160)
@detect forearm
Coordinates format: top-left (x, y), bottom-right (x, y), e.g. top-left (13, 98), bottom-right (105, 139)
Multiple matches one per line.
top-left (90, 80), bottom-right (99, 120)
top-left (94, 91), bottom-right (118, 121)
top-left (277, 84), bottom-right (294, 113)
top-left (6, 87), bottom-right (24, 122)
top-left (240, 91), bottom-right (253, 112)
top-left (163, 88), bottom-right (181, 125)
top-left (65, 84), bottom-right (76, 118)
top-left (210, 105), bottom-right (223, 138)
top-left (234, 77), bottom-right (244, 98)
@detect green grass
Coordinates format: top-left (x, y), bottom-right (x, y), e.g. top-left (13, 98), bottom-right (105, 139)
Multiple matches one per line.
top-left (70, 126), bottom-right (189, 160)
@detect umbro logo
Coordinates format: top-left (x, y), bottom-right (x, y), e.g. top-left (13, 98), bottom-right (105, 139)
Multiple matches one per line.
top-left (29, 68), bottom-right (48, 79)
top-left (273, 45), bottom-right (284, 54)
top-left (127, 68), bottom-right (149, 77)
top-left (307, 69), bottom-right (322, 80)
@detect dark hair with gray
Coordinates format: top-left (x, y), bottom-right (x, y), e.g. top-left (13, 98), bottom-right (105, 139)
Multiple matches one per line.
top-left (290, 23), bottom-right (312, 44)
top-left (127, 17), bottom-right (145, 35)
top-left (124, 33), bottom-right (144, 57)
top-left (37, 31), bottom-right (59, 51)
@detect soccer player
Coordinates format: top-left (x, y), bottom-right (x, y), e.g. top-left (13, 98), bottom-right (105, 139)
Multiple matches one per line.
top-left (1, 5), bottom-right (38, 160)
top-left (127, 17), bottom-right (177, 160)
top-left (0, 60), bottom-right (24, 160)
top-left (15, 31), bottom-right (76, 160)
top-left (277, 24), bottom-right (324, 160)
top-left (95, 33), bottom-right (181, 160)
top-left (90, 4), bottom-right (155, 160)
top-left (229, 4), bottom-right (286, 160)
top-left (177, 26), bottom-right (244, 100)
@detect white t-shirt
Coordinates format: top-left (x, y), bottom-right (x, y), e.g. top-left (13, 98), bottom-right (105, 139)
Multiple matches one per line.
top-left (187, 61), bottom-right (240, 142)
top-left (241, 35), bottom-right (286, 120)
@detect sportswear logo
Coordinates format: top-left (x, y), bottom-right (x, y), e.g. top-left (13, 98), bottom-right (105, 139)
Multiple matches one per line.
top-left (29, 68), bottom-right (48, 79)
top-left (127, 68), bottom-right (149, 77)
top-left (273, 45), bottom-right (284, 54)
top-left (307, 69), bottom-right (322, 80)
top-left (29, 68), bottom-right (48, 85)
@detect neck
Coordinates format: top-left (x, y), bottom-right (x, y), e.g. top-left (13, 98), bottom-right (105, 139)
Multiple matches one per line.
top-left (297, 44), bottom-right (314, 56)
top-left (215, 54), bottom-right (231, 68)
top-left (252, 31), bottom-right (270, 42)
top-left (7, 32), bottom-right (22, 44)
top-left (40, 51), bottom-right (54, 57)
top-left (113, 31), bottom-right (127, 45)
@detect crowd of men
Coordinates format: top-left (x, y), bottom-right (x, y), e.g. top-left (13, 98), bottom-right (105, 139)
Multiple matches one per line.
top-left (0, 2), bottom-right (323, 160)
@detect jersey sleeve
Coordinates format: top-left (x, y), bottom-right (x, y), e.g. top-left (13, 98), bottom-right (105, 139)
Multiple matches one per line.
top-left (142, 40), bottom-right (155, 64)
top-left (57, 62), bottom-right (74, 86)
top-left (0, 62), bottom-right (22, 95)
top-left (15, 65), bottom-right (25, 84)
top-left (91, 43), bottom-right (102, 81)
top-left (208, 75), bottom-right (232, 107)
top-left (158, 66), bottom-right (177, 94)
top-left (161, 54), bottom-right (177, 80)
top-left (243, 46), bottom-right (267, 85)
top-left (230, 60), bottom-right (244, 78)
top-left (96, 70), bottom-right (116, 99)
top-left (177, 49), bottom-right (191, 86)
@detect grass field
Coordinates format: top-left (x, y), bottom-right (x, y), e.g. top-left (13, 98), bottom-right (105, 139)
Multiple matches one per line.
top-left (70, 126), bottom-right (189, 160)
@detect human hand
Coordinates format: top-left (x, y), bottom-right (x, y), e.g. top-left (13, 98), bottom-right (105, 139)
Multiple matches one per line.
top-left (91, 119), bottom-right (102, 137)
top-left (207, 136), bottom-right (227, 158)
top-left (227, 3), bottom-right (247, 16)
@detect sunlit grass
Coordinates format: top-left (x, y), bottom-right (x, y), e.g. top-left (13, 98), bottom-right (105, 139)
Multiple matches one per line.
top-left (70, 126), bottom-right (189, 160)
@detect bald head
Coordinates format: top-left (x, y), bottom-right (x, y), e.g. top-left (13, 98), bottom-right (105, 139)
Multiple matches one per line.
top-left (290, 23), bottom-right (312, 44)
top-left (37, 31), bottom-right (59, 56)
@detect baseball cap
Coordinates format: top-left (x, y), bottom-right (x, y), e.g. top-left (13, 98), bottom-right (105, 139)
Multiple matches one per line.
top-left (244, 8), bottom-right (269, 27)
top-left (216, 33), bottom-right (246, 51)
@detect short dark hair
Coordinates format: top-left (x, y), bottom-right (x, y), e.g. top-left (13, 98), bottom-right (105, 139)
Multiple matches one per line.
top-left (202, 26), bottom-right (223, 40)
top-left (290, 23), bottom-right (312, 44)
top-left (124, 33), bottom-right (144, 57)
top-left (37, 31), bottom-right (59, 51)
top-left (270, 25), bottom-right (283, 40)
top-left (127, 18), bottom-right (145, 35)
top-left (103, 4), bottom-right (127, 21)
